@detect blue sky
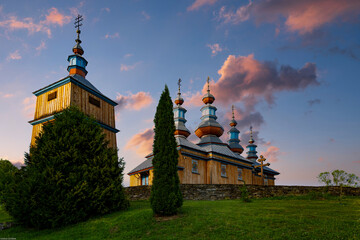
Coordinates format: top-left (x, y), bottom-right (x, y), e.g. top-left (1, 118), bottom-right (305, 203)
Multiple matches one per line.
top-left (0, 0), bottom-right (359, 186)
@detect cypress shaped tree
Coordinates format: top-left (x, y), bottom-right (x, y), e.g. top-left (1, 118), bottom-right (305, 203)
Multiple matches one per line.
top-left (150, 85), bottom-right (183, 216)
top-left (2, 106), bottom-right (129, 228)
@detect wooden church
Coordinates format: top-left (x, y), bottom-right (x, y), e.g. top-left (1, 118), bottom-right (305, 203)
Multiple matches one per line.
top-left (29, 15), bottom-right (119, 148)
top-left (128, 79), bottom-right (280, 186)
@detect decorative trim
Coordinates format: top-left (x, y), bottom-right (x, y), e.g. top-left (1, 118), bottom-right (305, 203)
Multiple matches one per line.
top-left (29, 113), bottom-right (119, 133)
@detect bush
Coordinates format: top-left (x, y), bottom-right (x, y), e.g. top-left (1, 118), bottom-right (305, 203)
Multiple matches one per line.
top-left (2, 106), bottom-right (129, 228)
top-left (0, 159), bottom-right (18, 203)
top-left (240, 185), bottom-right (251, 202)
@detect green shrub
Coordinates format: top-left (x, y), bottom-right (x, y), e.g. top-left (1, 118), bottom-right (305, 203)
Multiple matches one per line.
top-left (240, 185), bottom-right (251, 202)
top-left (0, 159), bottom-right (18, 203)
top-left (2, 106), bottom-right (129, 228)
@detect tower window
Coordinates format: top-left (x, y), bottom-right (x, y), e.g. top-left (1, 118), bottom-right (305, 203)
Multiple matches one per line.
top-left (141, 172), bottom-right (149, 185)
top-left (89, 96), bottom-right (100, 108)
top-left (221, 164), bottom-right (227, 177)
top-left (47, 91), bottom-right (57, 101)
top-left (192, 160), bottom-right (199, 173)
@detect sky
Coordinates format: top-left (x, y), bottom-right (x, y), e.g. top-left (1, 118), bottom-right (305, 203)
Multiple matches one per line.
top-left (0, 0), bottom-right (359, 186)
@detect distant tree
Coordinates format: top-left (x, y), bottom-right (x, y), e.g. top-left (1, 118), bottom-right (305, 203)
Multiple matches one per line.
top-left (0, 159), bottom-right (18, 203)
top-left (150, 85), bottom-right (183, 216)
top-left (317, 170), bottom-right (360, 187)
top-left (2, 106), bottom-right (129, 228)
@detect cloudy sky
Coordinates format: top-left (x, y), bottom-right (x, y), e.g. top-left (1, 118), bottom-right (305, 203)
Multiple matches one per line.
top-left (0, 0), bottom-right (359, 186)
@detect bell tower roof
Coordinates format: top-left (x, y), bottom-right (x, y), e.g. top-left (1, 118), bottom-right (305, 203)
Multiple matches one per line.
top-left (174, 78), bottom-right (190, 138)
top-left (227, 105), bottom-right (244, 154)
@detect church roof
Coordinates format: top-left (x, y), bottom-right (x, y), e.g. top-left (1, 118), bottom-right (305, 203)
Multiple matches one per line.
top-left (128, 158), bottom-right (153, 175)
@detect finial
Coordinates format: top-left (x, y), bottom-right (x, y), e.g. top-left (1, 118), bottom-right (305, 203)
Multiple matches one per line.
top-left (249, 126), bottom-right (255, 143)
top-left (178, 78), bottom-right (182, 95)
top-left (207, 76), bottom-right (210, 92)
top-left (232, 105), bottom-right (235, 120)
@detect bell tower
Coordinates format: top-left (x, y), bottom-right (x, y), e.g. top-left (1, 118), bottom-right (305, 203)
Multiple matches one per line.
top-left (29, 15), bottom-right (119, 148)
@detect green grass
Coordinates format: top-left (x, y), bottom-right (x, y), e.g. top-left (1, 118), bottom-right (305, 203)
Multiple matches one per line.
top-left (0, 197), bottom-right (359, 239)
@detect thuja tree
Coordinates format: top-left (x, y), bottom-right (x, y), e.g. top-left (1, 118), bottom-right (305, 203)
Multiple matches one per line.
top-left (2, 106), bottom-right (129, 228)
top-left (150, 85), bottom-right (183, 216)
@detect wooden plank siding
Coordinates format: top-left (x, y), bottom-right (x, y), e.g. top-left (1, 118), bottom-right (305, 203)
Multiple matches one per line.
top-left (130, 149), bottom-right (276, 186)
top-left (31, 82), bottom-right (117, 149)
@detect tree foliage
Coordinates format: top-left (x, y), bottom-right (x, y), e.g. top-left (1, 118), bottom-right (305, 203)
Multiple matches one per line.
top-left (317, 170), bottom-right (360, 187)
top-left (0, 159), bottom-right (18, 203)
top-left (150, 85), bottom-right (183, 216)
top-left (2, 106), bottom-right (129, 228)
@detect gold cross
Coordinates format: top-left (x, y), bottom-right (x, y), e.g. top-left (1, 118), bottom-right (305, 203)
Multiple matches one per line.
top-left (254, 155), bottom-right (270, 185)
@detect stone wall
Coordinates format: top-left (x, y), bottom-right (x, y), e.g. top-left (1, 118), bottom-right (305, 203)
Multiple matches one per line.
top-left (125, 184), bottom-right (360, 201)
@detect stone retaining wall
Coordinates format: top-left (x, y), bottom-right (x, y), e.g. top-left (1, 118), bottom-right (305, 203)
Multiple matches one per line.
top-left (125, 184), bottom-right (360, 201)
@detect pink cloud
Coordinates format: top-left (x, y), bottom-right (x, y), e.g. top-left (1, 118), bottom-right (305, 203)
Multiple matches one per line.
top-left (116, 92), bottom-right (153, 111)
top-left (218, 1), bottom-right (252, 24)
top-left (252, 0), bottom-right (360, 34)
top-left (44, 7), bottom-right (71, 26)
top-left (35, 40), bottom-right (46, 53)
top-left (120, 62), bottom-right (141, 71)
top-left (141, 11), bottom-right (150, 20)
top-left (353, 160), bottom-right (360, 164)
top-left (2, 93), bottom-right (14, 98)
top-left (0, 7), bottom-right (71, 38)
top-left (318, 157), bottom-right (325, 162)
top-left (187, 0), bottom-right (218, 11)
top-left (207, 43), bottom-right (223, 56)
top-left (105, 32), bottom-right (120, 39)
top-left (6, 50), bottom-right (21, 60)
top-left (125, 128), bottom-right (154, 156)
top-left (260, 146), bottom-right (281, 163)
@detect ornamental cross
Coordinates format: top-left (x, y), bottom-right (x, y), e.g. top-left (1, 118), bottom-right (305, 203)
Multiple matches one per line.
top-left (232, 105), bottom-right (235, 119)
top-left (207, 76), bottom-right (210, 92)
top-left (178, 78), bottom-right (182, 94)
top-left (254, 155), bottom-right (270, 185)
top-left (74, 14), bottom-right (83, 31)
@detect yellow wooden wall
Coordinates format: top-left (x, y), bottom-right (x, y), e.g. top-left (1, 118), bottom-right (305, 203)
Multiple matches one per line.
top-left (34, 83), bottom-right (72, 120)
top-left (31, 82), bottom-right (117, 148)
top-left (129, 169), bottom-right (153, 186)
top-left (129, 150), bottom-right (276, 186)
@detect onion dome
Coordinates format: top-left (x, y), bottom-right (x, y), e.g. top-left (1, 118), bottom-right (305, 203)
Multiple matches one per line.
top-left (202, 77), bottom-right (215, 104)
top-left (174, 79), bottom-right (191, 138)
top-left (195, 77), bottom-right (224, 144)
top-left (227, 105), bottom-right (244, 154)
top-left (67, 15), bottom-right (88, 78)
top-left (246, 126), bottom-right (258, 161)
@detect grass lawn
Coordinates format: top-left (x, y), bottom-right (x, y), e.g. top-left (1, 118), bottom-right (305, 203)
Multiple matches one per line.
top-left (0, 197), bottom-right (359, 239)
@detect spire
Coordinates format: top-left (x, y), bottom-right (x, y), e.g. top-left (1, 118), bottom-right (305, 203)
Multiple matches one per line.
top-left (202, 76), bottom-right (215, 104)
top-left (174, 78), bottom-right (184, 105)
top-left (246, 126), bottom-right (258, 161)
top-left (227, 105), bottom-right (244, 154)
top-left (67, 14), bottom-right (88, 78)
top-left (195, 77), bottom-right (224, 144)
top-left (174, 78), bottom-right (190, 138)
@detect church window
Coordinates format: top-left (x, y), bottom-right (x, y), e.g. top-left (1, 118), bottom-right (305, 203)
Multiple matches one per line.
top-left (221, 164), bottom-right (227, 177)
top-left (238, 168), bottom-right (243, 180)
top-left (47, 91), bottom-right (57, 101)
top-left (141, 172), bottom-right (149, 185)
top-left (192, 160), bottom-right (199, 173)
top-left (89, 96), bottom-right (100, 108)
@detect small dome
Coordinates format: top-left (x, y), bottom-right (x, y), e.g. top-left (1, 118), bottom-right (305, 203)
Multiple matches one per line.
top-left (202, 92), bottom-right (215, 104)
top-left (73, 43), bottom-right (84, 55)
top-left (174, 96), bottom-right (184, 105)
top-left (229, 119), bottom-right (237, 127)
